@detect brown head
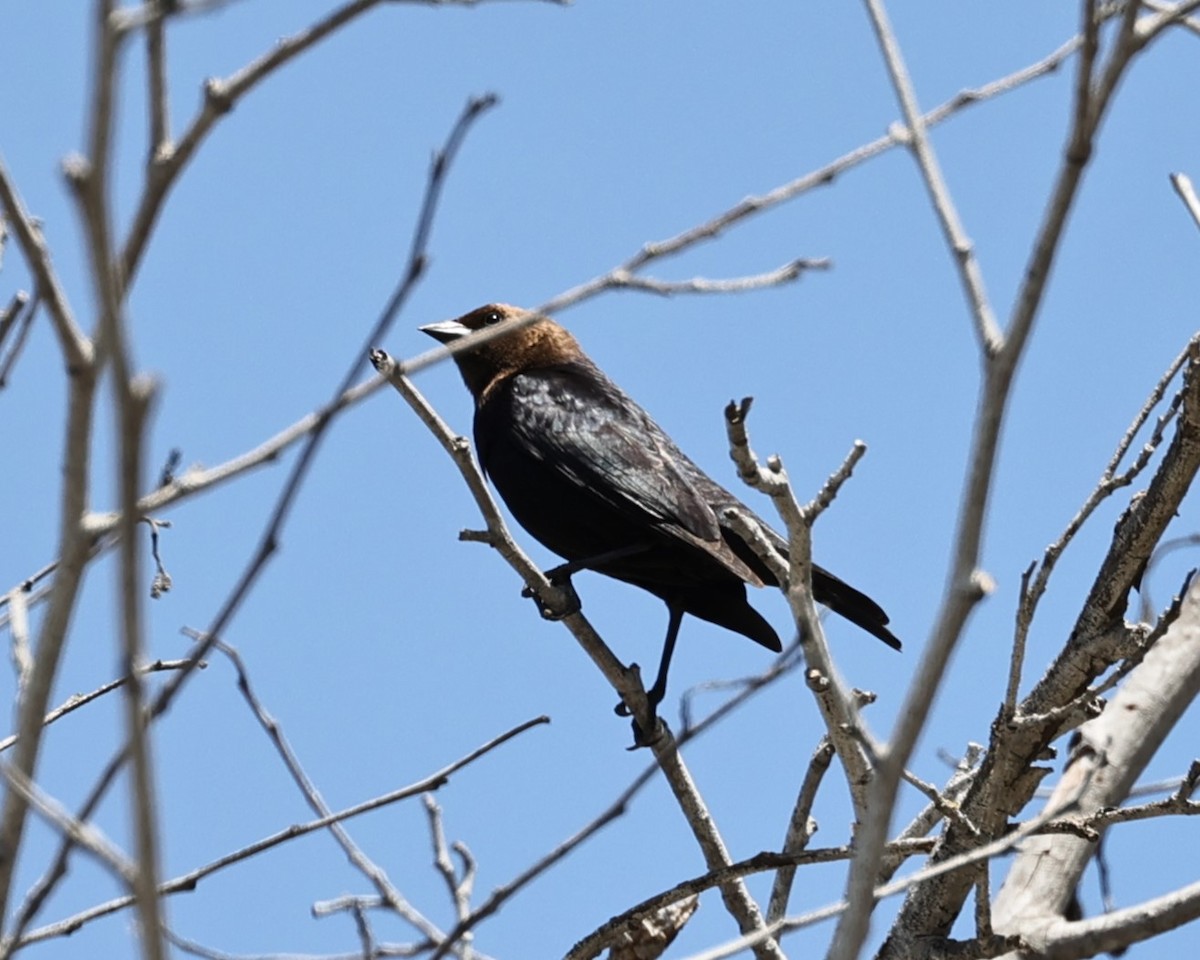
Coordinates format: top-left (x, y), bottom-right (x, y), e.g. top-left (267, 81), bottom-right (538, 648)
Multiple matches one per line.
top-left (420, 303), bottom-right (585, 401)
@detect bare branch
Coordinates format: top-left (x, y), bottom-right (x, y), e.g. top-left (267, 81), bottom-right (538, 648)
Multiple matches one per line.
top-left (0, 122), bottom-right (102, 960)
top-left (1135, 0), bottom-right (1200, 45)
top-left (144, 1), bottom-right (171, 162)
top-left (1028, 879), bottom-right (1200, 960)
top-left (687, 769), bottom-right (1092, 960)
top-left (1009, 333), bottom-right (1193, 712)
top-left (0, 659), bottom-right (202, 756)
top-left (1171, 171), bottom-right (1200, 232)
top-left (882, 743), bottom-right (983, 880)
top-left (207, 633), bottom-right (453, 946)
top-left (0, 294), bottom-right (37, 389)
top-left (569, 258), bottom-right (831, 301)
top-left (122, 91), bottom-right (497, 763)
top-left (767, 737), bottom-right (834, 922)
top-left (861, 0), bottom-right (1001, 355)
top-left (392, 31), bottom-right (1080, 385)
top-left (115, 379), bottom-right (167, 960)
top-left (994, 571), bottom-right (1200, 948)
top-left (424, 797), bottom-right (475, 927)
top-left (17, 714), bottom-right (548, 949)
top-left (118, 0), bottom-right (396, 285)
top-left (79, 373), bottom-right (384, 547)
top-left (534, 34), bottom-right (1078, 320)
top-left (724, 398), bottom-right (877, 822)
top-left (0, 763), bottom-right (136, 886)
top-left (1141, 0), bottom-right (1200, 38)
top-left (568, 839), bottom-right (939, 960)
top-left (0, 159), bottom-right (88, 366)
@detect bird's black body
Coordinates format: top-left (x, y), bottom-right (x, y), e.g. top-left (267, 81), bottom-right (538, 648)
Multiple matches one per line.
top-left (422, 304), bottom-right (900, 733)
top-left (475, 358), bottom-right (784, 650)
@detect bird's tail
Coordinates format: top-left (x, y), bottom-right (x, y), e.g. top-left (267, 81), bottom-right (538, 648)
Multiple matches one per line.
top-left (812, 565), bottom-right (902, 651)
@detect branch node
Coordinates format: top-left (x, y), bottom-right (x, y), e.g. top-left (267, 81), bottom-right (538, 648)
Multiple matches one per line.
top-left (204, 78), bottom-right (234, 115)
top-left (805, 668), bottom-right (830, 693)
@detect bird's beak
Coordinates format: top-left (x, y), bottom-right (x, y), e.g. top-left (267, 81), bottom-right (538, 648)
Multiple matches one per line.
top-left (419, 319), bottom-right (470, 344)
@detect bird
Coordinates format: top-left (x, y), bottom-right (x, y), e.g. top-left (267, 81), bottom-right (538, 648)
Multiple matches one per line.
top-left (421, 303), bottom-right (900, 739)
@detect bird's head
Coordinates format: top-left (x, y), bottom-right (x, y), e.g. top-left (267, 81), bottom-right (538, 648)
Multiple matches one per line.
top-left (420, 303), bottom-right (584, 400)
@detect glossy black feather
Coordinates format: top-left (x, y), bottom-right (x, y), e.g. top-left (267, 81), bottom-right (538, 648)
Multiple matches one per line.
top-left (476, 357), bottom-right (781, 649)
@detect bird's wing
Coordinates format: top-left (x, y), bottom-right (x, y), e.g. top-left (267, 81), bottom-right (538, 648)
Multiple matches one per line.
top-left (503, 363), bottom-right (724, 544)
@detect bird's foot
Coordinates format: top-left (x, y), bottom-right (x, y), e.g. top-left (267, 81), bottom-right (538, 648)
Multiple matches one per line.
top-left (521, 568), bottom-right (581, 621)
top-left (614, 667), bottom-right (666, 748)
top-left (625, 714), bottom-right (666, 749)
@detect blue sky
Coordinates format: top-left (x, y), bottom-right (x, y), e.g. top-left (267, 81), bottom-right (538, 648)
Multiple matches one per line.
top-left (2, 2), bottom-right (1199, 958)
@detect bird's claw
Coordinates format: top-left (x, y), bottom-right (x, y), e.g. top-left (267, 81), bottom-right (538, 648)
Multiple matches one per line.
top-left (614, 673), bottom-right (664, 747)
top-left (625, 715), bottom-right (665, 750)
top-left (520, 574), bottom-right (581, 621)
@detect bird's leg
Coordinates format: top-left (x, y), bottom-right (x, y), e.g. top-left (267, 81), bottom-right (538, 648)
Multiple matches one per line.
top-left (522, 543), bottom-right (651, 621)
top-left (545, 542), bottom-right (651, 581)
top-left (645, 603), bottom-right (684, 711)
top-left (616, 604), bottom-right (684, 747)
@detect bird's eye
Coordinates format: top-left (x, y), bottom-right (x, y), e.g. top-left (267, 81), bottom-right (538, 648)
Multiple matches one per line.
top-left (484, 311), bottom-right (502, 326)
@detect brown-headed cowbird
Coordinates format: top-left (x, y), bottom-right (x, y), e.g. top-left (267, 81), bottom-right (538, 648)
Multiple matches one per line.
top-left (422, 304), bottom-right (900, 734)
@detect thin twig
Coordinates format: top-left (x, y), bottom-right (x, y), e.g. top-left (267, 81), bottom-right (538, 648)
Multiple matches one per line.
top-left (81, 373), bottom-right (384, 545)
top-left (396, 32), bottom-right (1081, 381)
top-left (0, 660), bottom-right (202, 755)
top-left (803, 441), bottom-right (867, 520)
top-left (205, 632), bottom-right (454, 947)
top-left (0, 763), bottom-right (136, 886)
top-left (861, 0), bottom-right (1001, 355)
top-left (18, 715), bottom-right (548, 949)
top-left (4, 589), bottom-right (31, 701)
top-left (119, 0), bottom-right (392, 286)
top-left (127, 91), bottom-right (497, 778)
top-left (424, 796), bottom-right (475, 926)
top-left (0, 159), bottom-right (87, 365)
top-left (1171, 171), bottom-right (1200, 232)
top-left (144, 0), bottom-right (171, 161)
top-left (724, 398), bottom-right (877, 822)
top-left (606, 258), bottom-right (830, 297)
top-left (882, 743), bottom-right (983, 880)
top-left (767, 737), bottom-right (834, 922)
top-left (534, 33), bottom-right (1078, 320)
top-left (1008, 335), bottom-right (1193, 713)
top-left (0, 293), bottom-right (38, 388)
top-left (1141, 0), bottom-right (1200, 38)
top-left (0, 290), bottom-right (29, 361)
